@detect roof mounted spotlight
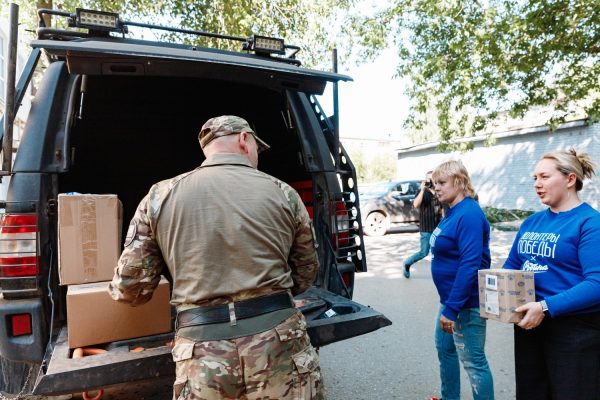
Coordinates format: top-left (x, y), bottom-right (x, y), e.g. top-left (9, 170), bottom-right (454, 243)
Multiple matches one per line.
top-left (246, 35), bottom-right (286, 56)
top-left (70, 8), bottom-right (127, 34)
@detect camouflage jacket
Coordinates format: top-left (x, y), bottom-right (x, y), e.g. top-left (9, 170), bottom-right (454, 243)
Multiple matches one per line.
top-left (108, 153), bottom-right (319, 308)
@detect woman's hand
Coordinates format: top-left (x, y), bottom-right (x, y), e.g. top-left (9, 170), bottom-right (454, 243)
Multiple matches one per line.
top-left (440, 315), bottom-right (455, 334)
top-left (515, 302), bottom-right (545, 330)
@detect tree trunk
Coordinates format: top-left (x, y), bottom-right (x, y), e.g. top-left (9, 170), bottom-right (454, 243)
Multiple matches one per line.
top-left (36, 0), bottom-right (52, 27)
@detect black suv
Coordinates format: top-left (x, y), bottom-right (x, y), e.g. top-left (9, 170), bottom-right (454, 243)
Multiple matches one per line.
top-left (0, 7), bottom-right (390, 396)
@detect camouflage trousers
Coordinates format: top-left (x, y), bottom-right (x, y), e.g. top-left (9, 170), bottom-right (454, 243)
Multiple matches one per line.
top-left (171, 311), bottom-right (325, 400)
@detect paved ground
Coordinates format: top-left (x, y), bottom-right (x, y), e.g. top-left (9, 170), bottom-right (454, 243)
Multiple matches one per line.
top-left (319, 227), bottom-right (519, 400)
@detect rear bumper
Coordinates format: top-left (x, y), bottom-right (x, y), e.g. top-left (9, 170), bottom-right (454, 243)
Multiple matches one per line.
top-left (33, 287), bottom-right (391, 396)
top-left (0, 297), bottom-right (46, 362)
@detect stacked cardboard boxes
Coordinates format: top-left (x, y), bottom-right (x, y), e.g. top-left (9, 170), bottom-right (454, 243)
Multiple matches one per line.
top-left (58, 194), bottom-right (171, 348)
top-left (478, 269), bottom-right (535, 323)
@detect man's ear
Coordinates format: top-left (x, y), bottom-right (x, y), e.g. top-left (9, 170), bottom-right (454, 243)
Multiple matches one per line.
top-left (238, 132), bottom-right (250, 154)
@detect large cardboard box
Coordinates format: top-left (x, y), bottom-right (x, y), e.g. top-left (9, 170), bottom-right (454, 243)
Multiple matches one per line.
top-left (67, 277), bottom-right (172, 348)
top-left (58, 194), bottom-right (122, 285)
top-left (478, 269), bottom-right (535, 323)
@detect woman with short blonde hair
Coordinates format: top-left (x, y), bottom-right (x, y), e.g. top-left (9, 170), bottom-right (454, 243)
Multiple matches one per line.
top-left (431, 160), bottom-right (477, 199)
top-left (429, 159), bottom-right (494, 400)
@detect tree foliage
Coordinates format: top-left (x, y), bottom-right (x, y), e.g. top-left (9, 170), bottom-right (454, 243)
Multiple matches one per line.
top-left (347, 0), bottom-right (600, 150)
top-left (349, 149), bottom-right (396, 183)
top-left (5, 0), bottom-right (599, 151)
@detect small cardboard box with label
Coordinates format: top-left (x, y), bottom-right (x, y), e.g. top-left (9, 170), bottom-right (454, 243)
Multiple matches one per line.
top-left (478, 269), bottom-right (535, 323)
top-left (58, 194), bottom-right (122, 285)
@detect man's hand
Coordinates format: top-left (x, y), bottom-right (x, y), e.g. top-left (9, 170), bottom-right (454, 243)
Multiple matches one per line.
top-left (515, 302), bottom-right (545, 330)
top-left (414, 181), bottom-right (428, 208)
top-left (440, 315), bottom-right (455, 334)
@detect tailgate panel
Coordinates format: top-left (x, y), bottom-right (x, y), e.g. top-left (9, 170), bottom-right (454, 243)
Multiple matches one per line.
top-left (33, 329), bottom-right (175, 395)
top-left (298, 287), bottom-right (392, 347)
top-left (34, 288), bottom-right (390, 395)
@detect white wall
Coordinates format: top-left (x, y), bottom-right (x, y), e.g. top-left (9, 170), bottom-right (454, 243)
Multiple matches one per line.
top-left (396, 121), bottom-right (600, 211)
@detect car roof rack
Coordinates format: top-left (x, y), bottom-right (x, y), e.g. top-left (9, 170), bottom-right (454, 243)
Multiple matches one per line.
top-left (36, 8), bottom-right (302, 64)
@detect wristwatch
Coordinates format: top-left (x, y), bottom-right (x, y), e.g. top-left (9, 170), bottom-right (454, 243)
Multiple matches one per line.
top-left (540, 300), bottom-right (550, 316)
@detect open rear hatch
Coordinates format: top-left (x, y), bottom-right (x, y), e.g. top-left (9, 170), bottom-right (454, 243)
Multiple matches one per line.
top-left (34, 287), bottom-right (390, 395)
top-left (34, 38), bottom-right (351, 94)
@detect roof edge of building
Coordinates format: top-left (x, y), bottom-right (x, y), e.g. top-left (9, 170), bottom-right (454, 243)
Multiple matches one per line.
top-left (396, 118), bottom-right (589, 154)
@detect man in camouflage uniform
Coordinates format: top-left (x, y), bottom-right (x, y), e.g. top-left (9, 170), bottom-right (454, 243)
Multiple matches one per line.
top-left (109, 115), bottom-right (325, 399)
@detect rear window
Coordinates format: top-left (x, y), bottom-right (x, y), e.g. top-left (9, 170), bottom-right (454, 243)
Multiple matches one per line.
top-left (359, 182), bottom-right (393, 196)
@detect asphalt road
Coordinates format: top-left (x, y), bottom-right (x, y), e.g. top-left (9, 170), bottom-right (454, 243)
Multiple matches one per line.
top-left (319, 227), bottom-right (519, 400)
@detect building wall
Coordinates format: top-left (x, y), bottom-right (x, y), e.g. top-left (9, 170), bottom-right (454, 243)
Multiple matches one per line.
top-left (396, 121), bottom-right (600, 211)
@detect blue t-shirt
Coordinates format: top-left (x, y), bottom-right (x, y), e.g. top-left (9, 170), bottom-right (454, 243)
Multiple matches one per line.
top-left (430, 197), bottom-right (491, 321)
top-left (503, 202), bottom-right (600, 317)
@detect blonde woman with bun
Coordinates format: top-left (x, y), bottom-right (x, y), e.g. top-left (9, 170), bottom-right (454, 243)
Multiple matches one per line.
top-left (503, 148), bottom-right (600, 400)
top-left (429, 160), bottom-right (494, 400)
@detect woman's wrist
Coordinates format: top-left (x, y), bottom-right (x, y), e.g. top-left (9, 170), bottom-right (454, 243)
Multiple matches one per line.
top-left (539, 300), bottom-right (550, 316)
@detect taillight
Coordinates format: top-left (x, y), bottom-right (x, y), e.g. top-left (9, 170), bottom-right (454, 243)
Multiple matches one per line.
top-left (333, 202), bottom-right (350, 247)
top-left (0, 214), bottom-right (39, 278)
top-left (8, 313), bottom-right (32, 337)
top-left (289, 180), bottom-right (313, 219)
top-left (289, 181), bottom-right (351, 248)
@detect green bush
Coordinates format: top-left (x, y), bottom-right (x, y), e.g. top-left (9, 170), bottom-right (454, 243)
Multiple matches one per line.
top-left (482, 207), bottom-right (534, 224)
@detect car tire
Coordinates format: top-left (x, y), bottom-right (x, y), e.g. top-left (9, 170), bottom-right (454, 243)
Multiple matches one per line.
top-left (363, 211), bottom-right (389, 236)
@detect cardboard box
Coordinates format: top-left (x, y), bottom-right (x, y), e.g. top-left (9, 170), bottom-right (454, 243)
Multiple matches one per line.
top-left (478, 269), bottom-right (535, 323)
top-left (67, 277), bottom-right (172, 348)
top-left (58, 194), bottom-right (122, 285)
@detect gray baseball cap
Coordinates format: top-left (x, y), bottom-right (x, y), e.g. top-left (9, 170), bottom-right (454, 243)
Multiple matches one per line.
top-left (199, 115), bottom-right (270, 153)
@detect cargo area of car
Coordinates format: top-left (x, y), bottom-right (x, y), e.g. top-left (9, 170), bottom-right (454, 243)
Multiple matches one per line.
top-left (57, 74), bottom-right (311, 227)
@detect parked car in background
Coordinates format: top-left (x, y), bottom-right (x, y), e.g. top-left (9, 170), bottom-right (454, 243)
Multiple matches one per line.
top-left (359, 180), bottom-right (421, 236)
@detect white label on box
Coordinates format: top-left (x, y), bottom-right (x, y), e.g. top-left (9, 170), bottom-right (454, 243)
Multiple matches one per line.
top-left (485, 274), bottom-right (498, 290)
top-left (485, 290), bottom-right (500, 315)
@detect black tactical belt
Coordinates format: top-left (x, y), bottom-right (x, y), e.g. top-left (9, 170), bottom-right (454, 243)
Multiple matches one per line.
top-left (176, 292), bottom-right (294, 329)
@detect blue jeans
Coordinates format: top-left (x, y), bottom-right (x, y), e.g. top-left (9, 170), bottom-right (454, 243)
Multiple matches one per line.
top-left (404, 231), bottom-right (432, 268)
top-left (435, 305), bottom-right (494, 400)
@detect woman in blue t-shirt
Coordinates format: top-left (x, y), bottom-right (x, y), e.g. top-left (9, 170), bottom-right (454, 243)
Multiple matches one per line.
top-left (503, 149), bottom-right (600, 400)
top-left (429, 160), bottom-right (494, 400)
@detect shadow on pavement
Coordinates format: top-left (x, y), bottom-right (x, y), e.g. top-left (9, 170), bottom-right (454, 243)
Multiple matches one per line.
top-left (386, 224), bottom-right (419, 234)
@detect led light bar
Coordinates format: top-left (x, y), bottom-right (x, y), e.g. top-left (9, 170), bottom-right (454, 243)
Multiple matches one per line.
top-left (252, 35), bottom-right (285, 55)
top-left (75, 8), bottom-right (120, 31)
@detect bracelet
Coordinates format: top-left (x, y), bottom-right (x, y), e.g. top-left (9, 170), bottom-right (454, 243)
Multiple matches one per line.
top-left (539, 300), bottom-right (550, 316)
